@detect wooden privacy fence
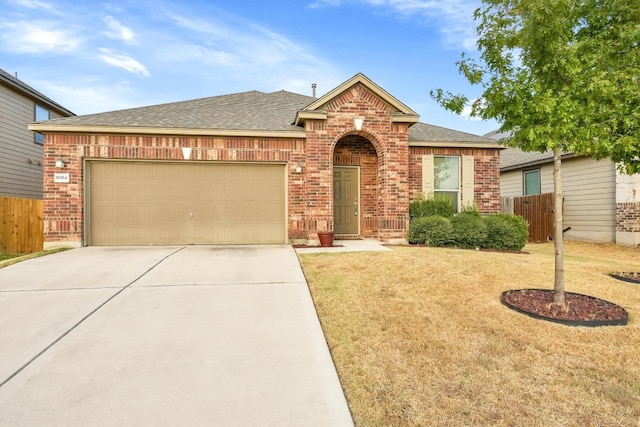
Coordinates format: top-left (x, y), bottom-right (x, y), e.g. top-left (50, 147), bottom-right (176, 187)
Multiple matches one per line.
top-left (502, 193), bottom-right (554, 243)
top-left (0, 197), bottom-right (44, 254)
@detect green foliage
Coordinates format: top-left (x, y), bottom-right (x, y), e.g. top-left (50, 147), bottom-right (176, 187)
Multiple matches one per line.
top-left (460, 203), bottom-right (481, 216)
top-left (483, 214), bottom-right (529, 251)
top-left (409, 212), bottom-right (528, 251)
top-left (431, 0), bottom-right (640, 174)
top-left (408, 216), bottom-right (453, 247)
top-left (450, 212), bottom-right (488, 249)
top-left (409, 193), bottom-right (455, 219)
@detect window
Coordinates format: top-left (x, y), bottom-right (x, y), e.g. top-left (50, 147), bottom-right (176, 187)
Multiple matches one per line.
top-left (34, 104), bottom-right (49, 144)
top-left (434, 156), bottom-right (460, 211)
top-left (421, 154), bottom-right (472, 212)
top-left (523, 169), bottom-right (541, 195)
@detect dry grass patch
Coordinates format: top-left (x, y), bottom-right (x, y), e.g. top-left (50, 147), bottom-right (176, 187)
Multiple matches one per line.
top-left (299, 241), bottom-right (640, 426)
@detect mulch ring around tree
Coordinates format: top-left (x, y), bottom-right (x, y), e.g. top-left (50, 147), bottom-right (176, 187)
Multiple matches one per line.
top-left (609, 272), bottom-right (640, 284)
top-left (501, 289), bottom-right (629, 327)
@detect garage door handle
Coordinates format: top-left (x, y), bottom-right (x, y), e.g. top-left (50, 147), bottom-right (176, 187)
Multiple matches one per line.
top-left (189, 212), bottom-right (193, 219)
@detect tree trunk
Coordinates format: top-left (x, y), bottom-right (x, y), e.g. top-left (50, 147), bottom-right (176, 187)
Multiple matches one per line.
top-left (552, 146), bottom-right (565, 307)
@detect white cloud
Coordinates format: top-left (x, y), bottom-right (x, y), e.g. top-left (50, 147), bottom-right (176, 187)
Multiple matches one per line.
top-left (307, 0), bottom-right (342, 8)
top-left (160, 43), bottom-right (238, 67)
top-left (14, 0), bottom-right (59, 13)
top-left (98, 48), bottom-right (150, 77)
top-left (162, 12), bottom-right (342, 96)
top-left (31, 78), bottom-right (139, 114)
top-left (461, 98), bottom-right (485, 121)
top-left (363, 0), bottom-right (480, 50)
top-left (104, 16), bottom-right (135, 43)
top-left (167, 13), bottom-right (328, 70)
top-left (0, 21), bottom-right (80, 53)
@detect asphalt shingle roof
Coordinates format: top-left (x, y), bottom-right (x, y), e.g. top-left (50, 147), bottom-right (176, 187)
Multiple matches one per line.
top-left (500, 148), bottom-right (555, 170)
top-left (37, 88), bottom-right (497, 145)
top-left (42, 90), bottom-right (314, 132)
top-left (485, 131), bottom-right (573, 170)
top-left (0, 68), bottom-right (75, 116)
top-left (408, 122), bottom-right (495, 144)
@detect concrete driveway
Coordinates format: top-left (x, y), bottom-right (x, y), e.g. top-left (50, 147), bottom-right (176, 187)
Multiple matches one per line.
top-left (0, 246), bottom-right (353, 426)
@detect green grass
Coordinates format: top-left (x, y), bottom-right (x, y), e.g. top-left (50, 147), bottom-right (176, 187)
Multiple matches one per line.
top-left (0, 252), bottom-right (23, 262)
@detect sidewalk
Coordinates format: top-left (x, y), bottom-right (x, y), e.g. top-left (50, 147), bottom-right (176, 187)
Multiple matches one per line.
top-left (294, 239), bottom-right (392, 254)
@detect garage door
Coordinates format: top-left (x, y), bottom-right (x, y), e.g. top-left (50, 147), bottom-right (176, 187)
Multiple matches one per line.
top-left (87, 161), bottom-right (286, 245)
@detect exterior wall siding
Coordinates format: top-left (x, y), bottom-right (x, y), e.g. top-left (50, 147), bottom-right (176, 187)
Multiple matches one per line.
top-left (1, 84), bottom-right (66, 199)
top-left (409, 146), bottom-right (501, 214)
top-left (562, 157), bottom-right (615, 242)
top-left (500, 156), bottom-right (617, 243)
top-left (500, 169), bottom-right (522, 196)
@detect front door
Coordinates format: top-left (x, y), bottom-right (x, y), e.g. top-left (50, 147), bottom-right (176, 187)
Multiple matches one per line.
top-left (333, 166), bottom-right (359, 235)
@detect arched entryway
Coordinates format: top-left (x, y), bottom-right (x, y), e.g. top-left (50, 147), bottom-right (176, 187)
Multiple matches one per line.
top-left (333, 134), bottom-right (380, 238)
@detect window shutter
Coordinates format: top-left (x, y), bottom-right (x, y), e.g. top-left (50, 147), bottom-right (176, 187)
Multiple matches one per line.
top-left (462, 155), bottom-right (475, 208)
top-left (422, 155), bottom-right (434, 195)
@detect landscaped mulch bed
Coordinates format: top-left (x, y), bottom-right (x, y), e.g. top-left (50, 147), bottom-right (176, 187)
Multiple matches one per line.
top-left (610, 272), bottom-right (640, 284)
top-left (501, 289), bottom-right (629, 326)
top-left (292, 244), bottom-right (344, 248)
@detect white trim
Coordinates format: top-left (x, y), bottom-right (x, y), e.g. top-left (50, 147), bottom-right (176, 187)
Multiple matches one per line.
top-left (28, 123), bottom-right (307, 139)
top-left (410, 141), bottom-right (502, 149)
top-left (462, 155), bottom-right (475, 208)
top-left (421, 154), bottom-right (434, 195)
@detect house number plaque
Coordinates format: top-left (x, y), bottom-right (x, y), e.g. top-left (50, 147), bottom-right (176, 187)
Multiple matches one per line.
top-left (54, 173), bottom-right (70, 183)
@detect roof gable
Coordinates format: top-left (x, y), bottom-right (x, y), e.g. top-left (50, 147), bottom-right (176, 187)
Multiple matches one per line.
top-left (0, 68), bottom-right (75, 116)
top-left (295, 73), bottom-right (419, 126)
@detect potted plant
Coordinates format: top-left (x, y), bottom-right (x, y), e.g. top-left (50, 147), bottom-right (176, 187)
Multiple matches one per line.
top-left (317, 230), bottom-right (335, 247)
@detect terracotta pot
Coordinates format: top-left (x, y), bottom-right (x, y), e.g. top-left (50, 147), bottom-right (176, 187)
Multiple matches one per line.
top-left (317, 231), bottom-right (335, 247)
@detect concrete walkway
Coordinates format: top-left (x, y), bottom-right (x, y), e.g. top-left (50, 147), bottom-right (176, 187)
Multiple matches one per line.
top-left (294, 239), bottom-right (392, 254)
top-left (0, 246), bottom-right (353, 426)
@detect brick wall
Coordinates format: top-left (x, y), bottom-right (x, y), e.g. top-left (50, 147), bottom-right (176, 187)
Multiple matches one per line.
top-left (43, 133), bottom-right (307, 244)
top-left (616, 202), bottom-right (640, 232)
top-left (303, 83), bottom-right (410, 242)
top-left (43, 84), bottom-right (500, 246)
top-left (408, 146), bottom-right (501, 213)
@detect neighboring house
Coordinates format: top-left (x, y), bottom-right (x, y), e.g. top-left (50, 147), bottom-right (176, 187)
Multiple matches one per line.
top-left (0, 68), bottom-right (75, 199)
top-left (492, 129), bottom-right (640, 247)
top-left (30, 73), bottom-right (501, 248)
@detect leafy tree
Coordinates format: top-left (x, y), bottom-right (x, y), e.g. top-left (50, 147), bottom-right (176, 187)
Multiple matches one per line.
top-left (431, 0), bottom-right (640, 306)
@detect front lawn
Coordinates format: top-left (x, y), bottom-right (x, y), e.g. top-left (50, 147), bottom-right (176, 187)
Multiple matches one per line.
top-left (0, 252), bottom-right (23, 262)
top-left (299, 241), bottom-right (640, 426)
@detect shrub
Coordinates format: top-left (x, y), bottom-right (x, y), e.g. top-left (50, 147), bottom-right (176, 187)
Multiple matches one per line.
top-left (408, 216), bottom-right (453, 247)
top-left (460, 204), bottom-right (481, 216)
top-left (409, 193), bottom-right (455, 219)
top-left (450, 212), bottom-right (488, 249)
top-left (483, 214), bottom-right (529, 251)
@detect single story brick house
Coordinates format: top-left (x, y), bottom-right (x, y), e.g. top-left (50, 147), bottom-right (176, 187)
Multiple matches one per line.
top-left (30, 73), bottom-right (501, 248)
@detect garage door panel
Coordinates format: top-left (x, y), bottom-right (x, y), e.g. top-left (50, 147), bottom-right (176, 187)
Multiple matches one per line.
top-left (89, 162), bottom-right (286, 245)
